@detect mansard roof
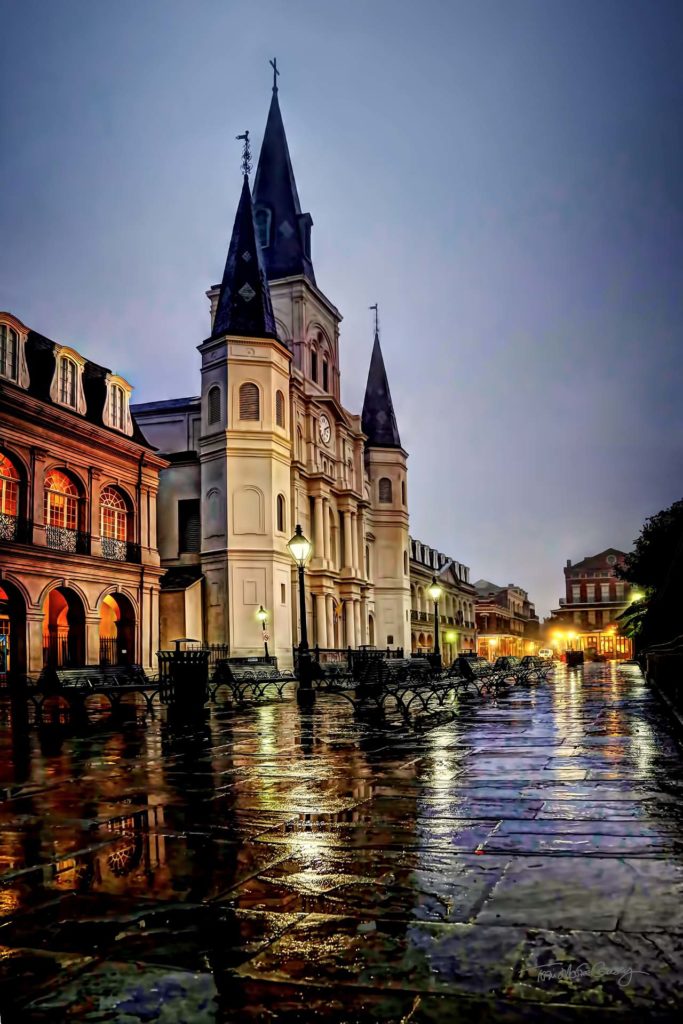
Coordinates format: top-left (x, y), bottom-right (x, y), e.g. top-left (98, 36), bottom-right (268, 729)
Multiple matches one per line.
top-left (361, 330), bottom-right (402, 449)
top-left (253, 85), bottom-right (316, 284)
top-left (211, 174), bottom-right (278, 341)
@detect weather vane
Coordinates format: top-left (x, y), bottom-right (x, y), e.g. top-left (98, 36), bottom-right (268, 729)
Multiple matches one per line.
top-left (269, 57), bottom-right (280, 90)
top-left (236, 130), bottom-right (251, 177)
top-left (369, 303), bottom-right (379, 336)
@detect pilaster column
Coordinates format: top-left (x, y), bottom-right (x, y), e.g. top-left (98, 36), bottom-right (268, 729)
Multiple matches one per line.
top-left (356, 513), bottom-right (365, 577)
top-left (344, 601), bottom-right (355, 649)
top-left (26, 611), bottom-right (45, 677)
top-left (323, 500), bottom-right (331, 562)
top-left (85, 614), bottom-right (101, 668)
top-left (351, 512), bottom-right (359, 575)
top-left (343, 512), bottom-right (353, 570)
top-left (326, 595), bottom-right (335, 649)
top-left (314, 498), bottom-right (324, 561)
top-left (360, 598), bottom-right (368, 645)
top-left (315, 594), bottom-right (327, 648)
top-left (353, 600), bottom-right (361, 649)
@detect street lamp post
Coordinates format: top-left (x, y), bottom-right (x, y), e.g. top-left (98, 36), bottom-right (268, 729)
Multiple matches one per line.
top-left (287, 524), bottom-right (314, 703)
top-left (427, 575), bottom-right (443, 670)
top-left (256, 605), bottom-right (269, 661)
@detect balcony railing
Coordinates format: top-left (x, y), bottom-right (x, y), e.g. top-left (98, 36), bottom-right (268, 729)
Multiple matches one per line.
top-left (45, 525), bottom-right (90, 555)
top-left (0, 513), bottom-right (33, 543)
top-left (101, 537), bottom-right (141, 563)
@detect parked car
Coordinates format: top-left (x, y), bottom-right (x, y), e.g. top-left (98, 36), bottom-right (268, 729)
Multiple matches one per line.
top-left (538, 648), bottom-right (554, 659)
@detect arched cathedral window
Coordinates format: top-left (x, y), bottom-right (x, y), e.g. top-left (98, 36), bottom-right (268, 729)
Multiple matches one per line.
top-left (275, 390), bottom-right (285, 428)
top-left (378, 477), bottom-right (392, 503)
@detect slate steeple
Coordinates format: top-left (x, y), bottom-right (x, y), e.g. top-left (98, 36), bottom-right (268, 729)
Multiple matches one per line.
top-left (212, 173), bottom-right (278, 340)
top-left (362, 328), bottom-right (402, 449)
top-left (253, 76), bottom-right (316, 285)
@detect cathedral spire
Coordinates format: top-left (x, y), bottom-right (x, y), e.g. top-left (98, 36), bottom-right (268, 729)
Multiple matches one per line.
top-left (211, 172), bottom-right (278, 340)
top-left (253, 64), bottom-right (316, 284)
top-left (362, 315), bottom-right (402, 449)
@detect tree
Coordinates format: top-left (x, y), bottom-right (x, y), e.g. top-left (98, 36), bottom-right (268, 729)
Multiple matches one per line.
top-left (617, 499), bottom-right (683, 648)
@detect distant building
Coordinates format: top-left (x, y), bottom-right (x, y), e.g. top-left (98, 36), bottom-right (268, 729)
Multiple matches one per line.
top-left (546, 548), bottom-right (634, 659)
top-left (0, 312), bottom-right (166, 678)
top-left (474, 579), bottom-right (540, 659)
top-left (409, 540), bottom-right (477, 663)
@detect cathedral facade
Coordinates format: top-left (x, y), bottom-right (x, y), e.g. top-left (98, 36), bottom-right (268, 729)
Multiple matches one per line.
top-left (133, 80), bottom-right (412, 664)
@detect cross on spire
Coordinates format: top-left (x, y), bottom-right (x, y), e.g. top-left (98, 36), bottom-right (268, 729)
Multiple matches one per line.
top-left (236, 130), bottom-right (251, 177)
top-left (269, 57), bottom-right (280, 91)
top-left (369, 303), bottom-right (379, 337)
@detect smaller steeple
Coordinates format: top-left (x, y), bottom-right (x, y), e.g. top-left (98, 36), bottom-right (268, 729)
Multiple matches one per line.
top-left (362, 313), bottom-right (402, 448)
top-left (212, 171), bottom-right (278, 340)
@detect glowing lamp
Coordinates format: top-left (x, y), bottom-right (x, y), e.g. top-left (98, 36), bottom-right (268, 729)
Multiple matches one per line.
top-left (427, 576), bottom-right (443, 603)
top-left (287, 525), bottom-right (312, 567)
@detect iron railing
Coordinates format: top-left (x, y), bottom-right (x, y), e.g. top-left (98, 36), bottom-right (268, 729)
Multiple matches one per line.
top-left (46, 525), bottom-right (90, 554)
top-left (0, 513), bottom-right (31, 543)
top-left (43, 627), bottom-right (78, 667)
top-left (101, 537), bottom-right (141, 563)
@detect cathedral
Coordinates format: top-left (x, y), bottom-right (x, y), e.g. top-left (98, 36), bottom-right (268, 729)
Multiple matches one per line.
top-left (133, 75), bottom-right (412, 665)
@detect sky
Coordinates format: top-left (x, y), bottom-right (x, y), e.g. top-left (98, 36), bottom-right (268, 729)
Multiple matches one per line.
top-left (2, 0), bottom-right (682, 617)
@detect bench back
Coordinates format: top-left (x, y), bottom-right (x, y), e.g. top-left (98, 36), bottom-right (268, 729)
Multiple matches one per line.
top-left (493, 656), bottom-right (521, 671)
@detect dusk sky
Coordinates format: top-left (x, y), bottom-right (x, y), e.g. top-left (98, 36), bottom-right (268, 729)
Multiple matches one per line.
top-left (2, 0), bottom-right (682, 616)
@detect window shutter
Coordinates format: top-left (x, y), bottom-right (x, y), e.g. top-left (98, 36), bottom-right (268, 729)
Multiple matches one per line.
top-left (379, 477), bottom-right (392, 503)
top-left (275, 390), bottom-right (285, 427)
top-left (208, 386), bottom-right (221, 425)
top-left (179, 499), bottom-right (201, 553)
top-left (239, 383), bottom-right (260, 421)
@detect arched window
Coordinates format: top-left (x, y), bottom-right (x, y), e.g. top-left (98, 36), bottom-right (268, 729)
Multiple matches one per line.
top-left (254, 207), bottom-right (271, 249)
top-left (403, 550), bottom-right (408, 575)
top-left (378, 477), bottom-right (392, 503)
top-left (275, 390), bottom-right (285, 428)
top-left (208, 385), bottom-right (221, 425)
top-left (110, 384), bottom-right (126, 430)
top-left (401, 480), bottom-right (406, 506)
top-left (59, 356), bottom-right (77, 407)
top-left (297, 427), bottom-right (304, 461)
top-left (365, 544), bottom-right (370, 578)
top-left (239, 382), bottom-right (260, 421)
top-left (44, 471), bottom-right (80, 548)
top-left (322, 358), bottom-right (329, 391)
top-left (100, 487), bottom-right (128, 560)
top-left (276, 493), bottom-right (286, 532)
top-left (0, 454), bottom-right (19, 528)
top-left (310, 348), bottom-right (318, 383)
top-left (0, 324), bottom-right (18, 381)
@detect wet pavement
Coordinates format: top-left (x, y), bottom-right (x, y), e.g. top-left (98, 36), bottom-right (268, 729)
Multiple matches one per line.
top-left (1, 662), bottom-right (683, 1021)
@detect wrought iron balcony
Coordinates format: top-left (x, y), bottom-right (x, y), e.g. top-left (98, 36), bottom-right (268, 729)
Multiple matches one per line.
top-left (101, 538), bottom-right (141, 563)
top-left (0, 513), bottom-right (32, 543)
top-left (45, 525), bottom-right (90, 554)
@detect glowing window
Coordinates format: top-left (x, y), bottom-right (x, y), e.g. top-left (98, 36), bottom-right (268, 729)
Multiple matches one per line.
top-left (44, 470), bottom-right (79, 530)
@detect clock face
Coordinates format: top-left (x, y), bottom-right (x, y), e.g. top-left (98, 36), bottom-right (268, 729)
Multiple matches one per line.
top-left (319, 414), bottom-right (332, 446)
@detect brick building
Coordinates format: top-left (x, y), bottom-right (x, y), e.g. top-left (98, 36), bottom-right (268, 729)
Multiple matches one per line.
top-left (0, 311), bottom-right (166, 679)
top-left (474, 580), bottom-right (540, 659)
top-left (546, 548), bottom-right (634, 659)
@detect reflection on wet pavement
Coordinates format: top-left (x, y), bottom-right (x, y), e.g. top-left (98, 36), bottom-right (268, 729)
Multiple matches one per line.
top-left (1, 662), bottom-right (683, 1020)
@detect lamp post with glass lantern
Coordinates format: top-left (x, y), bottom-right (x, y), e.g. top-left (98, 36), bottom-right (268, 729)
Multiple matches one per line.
top-left (427, 575), bottom-right (443, 670)
top-left (256, 605), bottom-right (269, 661)
top-left (287, 524), bottom-right (314, 701)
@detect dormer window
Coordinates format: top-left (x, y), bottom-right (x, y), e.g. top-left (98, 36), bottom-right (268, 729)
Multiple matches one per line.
top-left (59, 356), bottom-right (77, 407)
top-left (111, 385), bottom-right (125, 429)
top-left (105, 374), bottom-right (133, 434)
top-left (0, 324), bottom-right (18, 381)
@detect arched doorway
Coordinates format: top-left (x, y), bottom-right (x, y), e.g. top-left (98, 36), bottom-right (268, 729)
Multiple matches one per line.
top-left (42, 587), bottom-right (85, 668)
top-left (368, 613), bottom-right (375, 647)
top-left (99, 593), bottom-right (136, 666)
top-left (0, 581), bottom-right (27, 682)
